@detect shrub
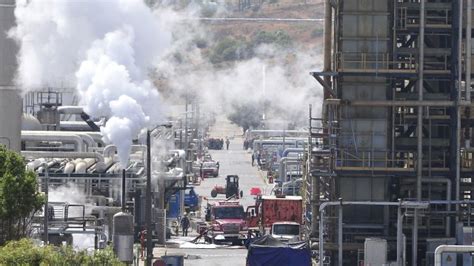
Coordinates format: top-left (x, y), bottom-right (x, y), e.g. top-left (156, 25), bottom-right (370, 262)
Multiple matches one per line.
top-left (251, 30), bottom-right (293, 48)
top-left (0, 239), bottom-right (124, 266)
top-left (210, 37), bottom-right (248, 63)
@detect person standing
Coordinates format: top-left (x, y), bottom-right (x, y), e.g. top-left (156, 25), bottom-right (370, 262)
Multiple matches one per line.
top-left (251, 153), bottom-right (255, 166)
top-left (226, 138), bottom-right (230, 150)
top-left (257, 152), bottom-right (261, 168)
top-left (181, 214), bottom-right (190, 236)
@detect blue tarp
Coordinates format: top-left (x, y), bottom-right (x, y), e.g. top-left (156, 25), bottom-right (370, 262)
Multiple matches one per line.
top-left (246, 235), bottom-right (311, 266)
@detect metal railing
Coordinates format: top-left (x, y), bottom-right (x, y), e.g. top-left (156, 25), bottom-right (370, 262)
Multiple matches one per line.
top-left (335, 149), bottom-right (449, 169)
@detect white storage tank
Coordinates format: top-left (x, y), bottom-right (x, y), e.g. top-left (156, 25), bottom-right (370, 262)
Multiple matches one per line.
top-left (0, 0), bottom-right (17, 86)
top-left (112, 212), bottom-right (134, 263)
top-left (0, 0), bottom-right (21, 152)
top-left (364, 238), bottom-right (387, 266)
top-left (0, 89), bottom-right (22, 151)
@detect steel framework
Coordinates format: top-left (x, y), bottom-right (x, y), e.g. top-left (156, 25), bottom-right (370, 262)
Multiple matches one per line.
top-left (308, 0), bottom-right (474, 265)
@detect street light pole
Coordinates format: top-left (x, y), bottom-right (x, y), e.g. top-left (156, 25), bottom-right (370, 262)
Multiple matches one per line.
top-left (145, 129), bottom-right (152, 266)
top-left (145, 123), bottom-right (172, 266)
top-left (42, 163), bottom-right (49, 245)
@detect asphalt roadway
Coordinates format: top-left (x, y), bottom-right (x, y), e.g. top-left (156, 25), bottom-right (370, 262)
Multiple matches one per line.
top-left (150, 117), bottom-right (274, 266)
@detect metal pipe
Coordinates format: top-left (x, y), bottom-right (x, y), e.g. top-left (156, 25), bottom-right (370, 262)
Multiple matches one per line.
top-left (22, 131), bottom-right (98, 149)
top-left (281, 148), bottom-right (304, 157)
top-left (57, 106), bottom-right (84, 114)
top-left (318, 207), bottom-right (324, 265)
top-left (21, 134), bottom-right (85, 152)
top-left (455, 0), bottom-right (464, 221)
top-left (318, 201), bottom-right (429, 265)
top-left (397, 200), bottom-right (404, 266)
top-left (467, 0), bottom-right (472, 101)
top-left (422, 178), bottom-right (451, 236)
top-left (122, 169), bottom-right (126, 212)
top-left (41, 162), bottom-right (49, 245)
top-left (323, 99), bottom-right (474, 107)
top-left (323, 0), bottom-right (332, 96)
top-left (434, 245), bottom-right (474, 266)
top-left (338, 199), bottom-right (343, 266)
top-left (332, 100), bottom-right (455, 107)
top-left (414, 1), bottom-right (425, 264)
top-left (21, 151), bottom-right (104, 162)
top-left (278, 157), bottom-right (301, 183)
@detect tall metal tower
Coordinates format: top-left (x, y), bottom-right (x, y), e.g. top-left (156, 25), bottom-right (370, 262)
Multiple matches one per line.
top-left (309, 0), bottom-right (474, 264)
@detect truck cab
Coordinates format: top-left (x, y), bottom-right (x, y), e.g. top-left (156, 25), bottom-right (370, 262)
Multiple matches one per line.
top-left (270, 221), bottom-right (300, 242)
top-left (205, 201), bottom-right (247, 244)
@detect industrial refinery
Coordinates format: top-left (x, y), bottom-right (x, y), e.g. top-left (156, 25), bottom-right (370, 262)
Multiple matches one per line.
top-left (1, 0), bottom-right (474, 266)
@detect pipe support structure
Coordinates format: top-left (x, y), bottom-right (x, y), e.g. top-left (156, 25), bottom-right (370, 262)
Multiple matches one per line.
top-left (434, 245), bottom-right (474, 266)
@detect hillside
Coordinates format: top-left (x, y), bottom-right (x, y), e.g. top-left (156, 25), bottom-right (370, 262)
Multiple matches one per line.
top-left (208, 0), bottom-right (325, 49)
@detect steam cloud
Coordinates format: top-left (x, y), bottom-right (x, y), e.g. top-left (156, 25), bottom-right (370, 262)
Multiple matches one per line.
top-left (10, 0), bottom-right (171, 166)
top-left (153, 7), bottom-right (324, 128)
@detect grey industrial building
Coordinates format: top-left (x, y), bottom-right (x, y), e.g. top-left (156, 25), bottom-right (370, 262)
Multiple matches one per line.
top-left (309, 0), bottom-right (474, 265)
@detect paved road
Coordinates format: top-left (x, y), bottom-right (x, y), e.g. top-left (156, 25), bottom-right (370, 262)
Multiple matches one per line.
top-left (150, 116), bottom-right (273, 266)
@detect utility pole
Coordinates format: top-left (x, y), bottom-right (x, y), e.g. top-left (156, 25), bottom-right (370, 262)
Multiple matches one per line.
top-left (43, 164), bottom-right (49, 245)
top-left (145, 129), bottom-right (152, 266)
top-left (184, 95), bottom-right (189, 167)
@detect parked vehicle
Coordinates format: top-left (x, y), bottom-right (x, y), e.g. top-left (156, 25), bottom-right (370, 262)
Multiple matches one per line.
top-left (208, 138), bottom-right (224, 150)
top-left (270, 221), bottom-right (301, 242)
top-left (184, 187), bottom-right (200, 212)
top-left (246, 235), bottom-right (311, 266)
top-left (201, 160), bottom-right (219, 178)
top-left (204, 200), bottom-right (247, 244)
top-left (211, 175), bottom-right (243, 198)
top-left (246, 195), bottom-right (303, 235)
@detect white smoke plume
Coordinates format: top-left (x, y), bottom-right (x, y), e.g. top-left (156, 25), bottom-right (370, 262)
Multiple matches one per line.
top-left (152, 5), bottom-right (324, 128)
top-left (10, 0), bottom-right (172, 166)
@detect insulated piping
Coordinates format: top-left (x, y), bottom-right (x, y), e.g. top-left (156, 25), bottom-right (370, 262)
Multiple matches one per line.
top-left (21, 134), bottom-right (85, 152)
top-left (103, 144), bottom-right (146, 158)
top-left (21, 151), bottom-right (104, 162)
top-left (57, 106), bottom-right (84, 114)
top-left (278, 157), bottom-right (302, 183)
top-left (22, 131), bottom-right (98, 149)
top-left (282, 148), bottom-right (304, 157)
top-left (434, 245), bottom-right (474, 266)
top-left (169, 149), bottom-right (186, 159)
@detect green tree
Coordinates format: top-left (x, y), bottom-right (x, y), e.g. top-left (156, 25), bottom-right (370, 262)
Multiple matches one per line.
top-left (210, 37), bottom-right (248, 64)
top-left (227, 101), bottom-right (263, 132)
top-left (251, 30), bottom-right (293, 49)
top-left (0, 146), bottom-right (44, 245)
top-left (0, 238), bottom-right (124, 265)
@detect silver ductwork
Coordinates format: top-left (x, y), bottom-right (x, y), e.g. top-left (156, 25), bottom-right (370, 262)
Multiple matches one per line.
top-left (57, 106), bottom-right (84, 114)
top-left (21, 130), bottom-right (97, 148)
top-left (278, 157), bottom-right (302, 183)
top-left (21, 133), bottom-right (85, 152)
top-left (21, 151), bottom-right (105, 162)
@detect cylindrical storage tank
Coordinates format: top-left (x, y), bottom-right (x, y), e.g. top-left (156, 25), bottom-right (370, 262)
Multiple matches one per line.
top-left (0, 90), bottom-right (22, 152)
top-left (22, 114), bottom-right (42, 131)
top-left (0, 1), bottom-right (20, 152)
top-left (112, 212), bottom-right (134, 263)
top-left (37, 106), bottom-right (60, 126)
top-left (364, 238), bottom-right (387, 266)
